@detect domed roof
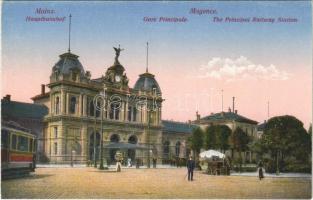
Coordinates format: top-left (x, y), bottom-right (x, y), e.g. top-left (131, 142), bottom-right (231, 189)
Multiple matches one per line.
top-left (52, 52), bottom-right (85, 75)
top-left (134, 72), bottom-right (161, 94)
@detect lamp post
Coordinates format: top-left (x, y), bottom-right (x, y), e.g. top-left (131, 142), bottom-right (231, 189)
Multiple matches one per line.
top-left (93, 110), bottom-right (97, 168)
top-left (147, 109), bottom-right (151, 168)
top-left (99, 89), bottom-right (106, 170)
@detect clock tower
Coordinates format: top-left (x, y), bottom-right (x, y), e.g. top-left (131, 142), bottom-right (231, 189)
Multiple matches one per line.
top-left (103, 46), bottom-right (129, 88)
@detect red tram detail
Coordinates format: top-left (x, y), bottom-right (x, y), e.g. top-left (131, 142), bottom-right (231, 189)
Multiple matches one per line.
top-left (1, 121), bottom-right (36, 178)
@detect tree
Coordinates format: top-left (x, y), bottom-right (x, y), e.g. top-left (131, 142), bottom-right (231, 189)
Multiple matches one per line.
top-left (204, 125), bottom-right (216, 150)
top-left (216, 125), bottom-right (231, 153)
top-left (188, 127), bottom-right (204, 167)
top-left (260, 115), bottom-right (310, 174)
top-left (204, 125), bottom-right (231, 153)
top-left (231, 127), bottom-right (250, 172)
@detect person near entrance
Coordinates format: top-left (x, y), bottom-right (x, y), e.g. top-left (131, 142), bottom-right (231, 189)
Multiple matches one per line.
top-left (127, 158), bottom-right (132, 167)
top-left (186, 156), bottom-right (195, 181)
top-left (258, 160), bottom-right (264, 180)
top-left (115, 151), bottom-right (123, 172)
top-left (152, 157), bottom-right (157, 168)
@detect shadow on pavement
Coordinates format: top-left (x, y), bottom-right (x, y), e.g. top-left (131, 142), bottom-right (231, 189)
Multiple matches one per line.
top-left (25, 174), bottom-right (55, 179)
top-left (89, 170), bottom-right (121, 173)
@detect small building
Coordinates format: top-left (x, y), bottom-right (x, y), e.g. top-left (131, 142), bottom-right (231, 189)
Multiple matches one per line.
top-left (161, 120), bottom-right (197, 163)
top-left (194, 109), bottom-right (258, 163)
top-left (1, 95), bottom-right (48, 160)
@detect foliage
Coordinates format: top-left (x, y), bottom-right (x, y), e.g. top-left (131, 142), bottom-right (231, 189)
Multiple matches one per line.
top-left (204, 125), bottom-right (231, 152)
top-left (231, 127), bottom-right (250, 152)
top-left (204, 126), bottom-right (216, 149)
top-left (260, 115), bottom-right (311, 173)
top-left (216, 125), bottom-right (231, 152)
top-left (230, 127), bottom-right (250, 172)
top-left (188, 127), bottom-right (204, 155)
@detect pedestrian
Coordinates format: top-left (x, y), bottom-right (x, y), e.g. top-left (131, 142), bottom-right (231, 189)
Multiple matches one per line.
top-left (186, 156), bottom-right (195, 181)
top-left (258, 160), bottom-right (264, 180)
top-left (127, 158), bottom-right (132, 167)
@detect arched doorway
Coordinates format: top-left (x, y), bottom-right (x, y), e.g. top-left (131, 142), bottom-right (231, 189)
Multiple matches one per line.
top-left (89, 132), bottom-right (100, 161)
top-left (109, 134), bottom-right (120, 163)
top-left (127, 135), bottom-right (138, 161)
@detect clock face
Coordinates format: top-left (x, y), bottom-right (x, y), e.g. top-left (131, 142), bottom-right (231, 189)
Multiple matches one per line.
top-left (115, 75), bottom-right (121, 82)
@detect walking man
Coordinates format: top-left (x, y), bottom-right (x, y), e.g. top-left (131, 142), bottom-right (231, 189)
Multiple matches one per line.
top-left (186, 156), bottom-right (195, 181)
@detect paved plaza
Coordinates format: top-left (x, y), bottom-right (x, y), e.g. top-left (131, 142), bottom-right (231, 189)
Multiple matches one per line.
top-left (1, 167), bottom-right (311, 199)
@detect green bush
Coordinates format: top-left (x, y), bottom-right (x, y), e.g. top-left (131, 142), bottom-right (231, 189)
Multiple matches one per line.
top-left (284, 163), bottom-right (311, 173)
top-left (263, 158), bottom-right (276, 173)
top-left (233, 166), bottom-right (257, 172)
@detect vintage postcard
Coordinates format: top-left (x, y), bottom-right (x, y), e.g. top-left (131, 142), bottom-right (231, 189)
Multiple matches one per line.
top-left (1, 1), bottom-right (312, 199)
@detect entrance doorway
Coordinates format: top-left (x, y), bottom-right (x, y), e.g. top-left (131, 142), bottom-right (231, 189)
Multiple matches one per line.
top-left (127, 135), bottom-right (138, 161)
top-left (109, 134), bottom-right (120, 163)
top-left (89, 132), bottom-right (100, 161)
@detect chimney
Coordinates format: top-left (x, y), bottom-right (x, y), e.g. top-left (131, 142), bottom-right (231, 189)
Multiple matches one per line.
top-left (232, 97), bottom-right (235, 112)
top-left (235, 110), bottom-right (238, 114)
top-left (4, 94), bottom-right (11, 101)
top-left (41, 84), bottom-right (45, 95)
top-left (196, 111), bottom-right (200, 121)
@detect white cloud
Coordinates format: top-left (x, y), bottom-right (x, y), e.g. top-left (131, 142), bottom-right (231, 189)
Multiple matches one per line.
top-left (199, 56), bottom-right (290, 81)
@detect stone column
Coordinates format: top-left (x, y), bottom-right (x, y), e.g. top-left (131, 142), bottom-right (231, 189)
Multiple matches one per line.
top-left (79, 94), bottom-right (83, 116)
top-left (58, 125), bottom-right (63, 162)
top-left (66, 93), bottom-right (69, 114)
top-left (61, 90), bottom-right (65, 114)
top-left (50, 93), bottom-right (53, 115)
top-left (83, 95), bottom-right (87, 116)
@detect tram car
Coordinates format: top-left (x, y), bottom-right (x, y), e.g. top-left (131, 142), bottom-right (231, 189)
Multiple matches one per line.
top-left (1, 121), bottom-right (36, 178)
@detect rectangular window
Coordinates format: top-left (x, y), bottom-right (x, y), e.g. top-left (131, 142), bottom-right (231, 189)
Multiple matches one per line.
top-left (30, 138), bottom-right (33, 152)
top-left (1, 130), bottom-right (9, 148)
top-left (133, 107), bottom-right (137, 122)
top-left (128, 106), bottom-right (132, 121)
top-left (18, 136), bottom-right (29, 152)
top-left (11, 134), bottom-right (17, 150)
top-left (54, 142), bottom-right (58, 155)
top-left (54, 127), bottom-right (58, 138)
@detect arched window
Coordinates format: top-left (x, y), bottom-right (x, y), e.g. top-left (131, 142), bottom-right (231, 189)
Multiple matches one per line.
top-left (109, 103), bottom-right (119, 120)
top-left (70, 97), bottom-right (76, 114)
top-left (95, 101), bottom-right (101, 117)
top-left (110, 134), bottom-right (120, 143)
top-left (55, 97), bottom-right (60, 114)
top-left (163, 141), bottom-right (170, 158)
top-left (175, 141), bottom-right (181, 157)
top-left (128, 135), bottom-right (138, 144)
top-left (133, 107), bottom-right (137, 122)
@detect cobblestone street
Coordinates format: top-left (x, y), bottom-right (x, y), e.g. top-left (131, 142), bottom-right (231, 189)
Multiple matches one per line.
top-left (1, 167), bottom-right (311, 199)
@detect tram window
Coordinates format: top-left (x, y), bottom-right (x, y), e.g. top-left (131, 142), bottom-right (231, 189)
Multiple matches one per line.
top-left (1, 130), bottom-right (9, 148)
top-left (18, 136), bottom-right (29, 152)
top-left (11, 134), bottom-right (17, 150)
top-left (29, 138), bottom-right (33, 152)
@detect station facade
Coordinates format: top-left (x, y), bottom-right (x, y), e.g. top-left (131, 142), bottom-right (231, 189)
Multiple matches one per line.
top-left (31, 48), bottom-right (193, 164)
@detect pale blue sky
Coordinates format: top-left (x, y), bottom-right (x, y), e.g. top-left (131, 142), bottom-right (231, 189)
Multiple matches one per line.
top-left (2, 1), bottom-right (312, 126)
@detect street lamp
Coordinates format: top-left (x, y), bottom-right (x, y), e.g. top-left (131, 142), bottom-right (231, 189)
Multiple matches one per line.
top-left (147, 109), bottom-right (151, 168)
top-left (99, 89), bottom-right (106, 170)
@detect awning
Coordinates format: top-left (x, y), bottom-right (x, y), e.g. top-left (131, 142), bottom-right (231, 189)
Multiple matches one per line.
top-left (199, 150), bottom-right (225, 160)
top-left (103, 142), bottom-right (148, 150)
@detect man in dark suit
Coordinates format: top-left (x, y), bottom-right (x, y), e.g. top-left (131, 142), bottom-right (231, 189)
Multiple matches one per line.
top-left (186, 156), bottom-right (195, 181)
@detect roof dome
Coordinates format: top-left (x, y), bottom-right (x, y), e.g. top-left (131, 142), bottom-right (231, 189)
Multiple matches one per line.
top-left (134, 72), bottom-right (161, 94)
top-left (52, 52), bottom-right (85, 75)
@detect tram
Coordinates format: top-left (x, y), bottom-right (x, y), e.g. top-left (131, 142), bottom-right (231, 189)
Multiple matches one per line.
top-left (1, 121), bottom-right (36, 179)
